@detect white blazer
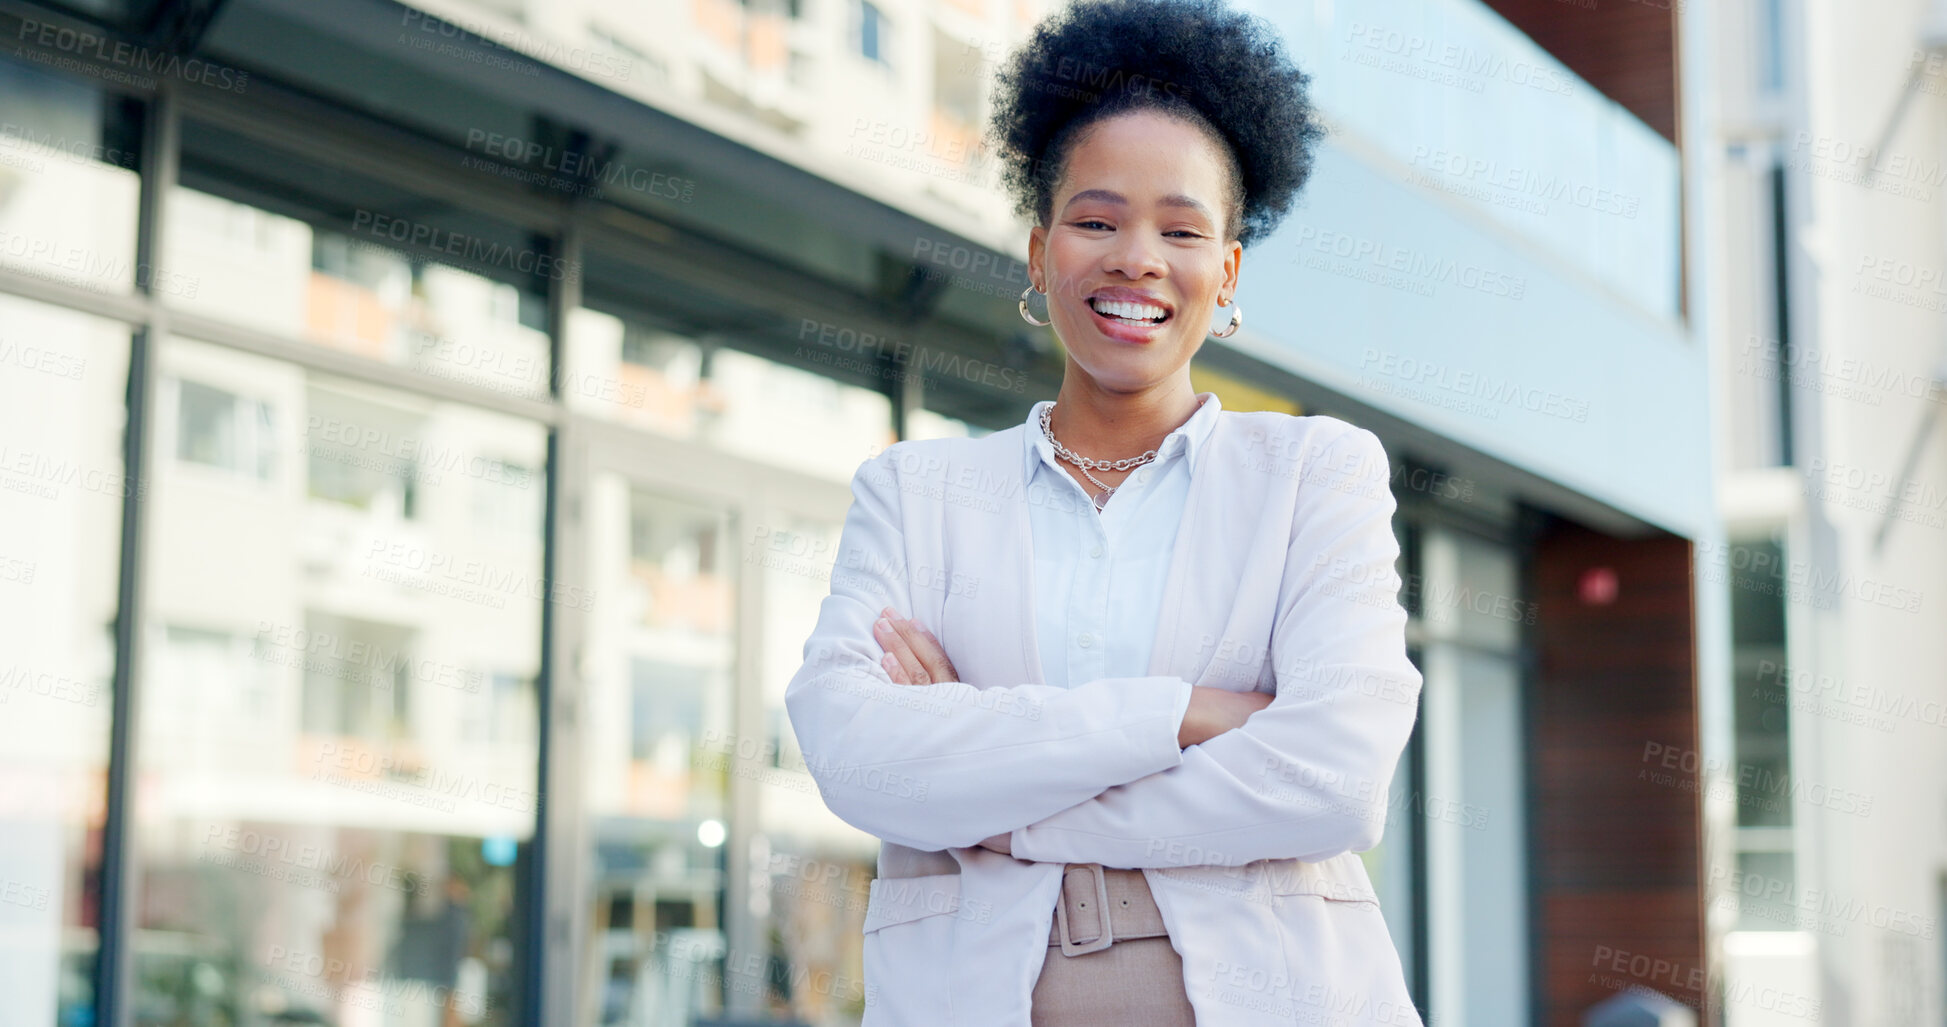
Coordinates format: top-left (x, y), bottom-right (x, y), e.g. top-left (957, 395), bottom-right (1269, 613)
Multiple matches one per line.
top-left (784, 408), bottom-right (1426, 1026)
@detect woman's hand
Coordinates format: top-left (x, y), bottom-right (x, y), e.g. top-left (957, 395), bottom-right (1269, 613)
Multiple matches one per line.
top-left (1177, 686), bottom-right (1274, 748)
top-left (872, 607), bottom-right (961, 686)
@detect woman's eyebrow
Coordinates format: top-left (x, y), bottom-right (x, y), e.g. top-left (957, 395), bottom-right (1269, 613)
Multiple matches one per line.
top-left (1062, 189), bottom-right (1214, 220)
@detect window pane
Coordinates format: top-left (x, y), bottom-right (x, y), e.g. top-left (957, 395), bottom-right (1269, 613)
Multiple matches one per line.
top-left (567, 306), bottom-right (893, 484)
top-left (0, 56), bottom-right (143, 294)
top-left (754, 512), bottom-right (874, 1022)
top-left (1405, 525), bottom-right (1529, 1020)
top-left (168, 116), bottom-right (555, 397)
top-left (134, 337), bottom-right (546, 1025)
top-left (1732, 850), bottom-right (1797, 932)
top-left (173, 379), bottom-right (276, 480)
top-left (564, 307), bottom-right (709, 437)
top-left (1373, 648), bottom-right (1423, 1001)
top-left (1730, 536), bottom-right (1791, 829)
top-left (1420, 529), bottom-right (1525, 651)
top-left (580, 481), bottom-right (735, 1025)
top-left (708, 349), bottom-right (891, 484)
top-left (1453, 647), bottom-right (1528, 1024)
top-left (0, 296), bottom-right (130, 1027)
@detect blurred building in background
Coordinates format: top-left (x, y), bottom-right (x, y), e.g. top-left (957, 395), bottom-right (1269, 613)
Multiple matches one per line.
top-left (1695, 0), bottom-right (1947, 1023)
top-left (0, 0), bottom-right (1932, 1025)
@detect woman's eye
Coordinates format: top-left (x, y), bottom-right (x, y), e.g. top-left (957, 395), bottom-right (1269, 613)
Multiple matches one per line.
top-left (1072, 221), bottom-right (1202, 238)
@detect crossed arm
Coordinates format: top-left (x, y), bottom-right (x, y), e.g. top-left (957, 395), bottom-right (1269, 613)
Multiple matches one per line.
top-left (788, 427), bottom-right (1420, 864)
top-left (871, 426), bottom-right (1423, 868)
top-left (872, 609), bottom-right (1271, 855)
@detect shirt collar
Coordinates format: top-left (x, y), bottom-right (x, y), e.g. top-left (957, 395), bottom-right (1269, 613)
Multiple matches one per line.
top-left (1023, 391), bottom-right (1223, 483)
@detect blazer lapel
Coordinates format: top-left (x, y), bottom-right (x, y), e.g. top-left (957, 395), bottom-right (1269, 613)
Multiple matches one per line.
top-left (1010, 455), bottom-right (1047, 688)
top-left (1147, 414), bottom-right (1220, 680)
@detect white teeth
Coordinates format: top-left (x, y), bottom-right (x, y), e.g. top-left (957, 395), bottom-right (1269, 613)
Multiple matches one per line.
top-left (1089, 298), bottom-right (1169, 322)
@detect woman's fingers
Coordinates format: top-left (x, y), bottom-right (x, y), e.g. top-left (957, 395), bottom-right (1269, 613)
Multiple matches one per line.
top-left (896, 619), bottom-right (959, 684)
top-left (871, 608), bottom-right (961, 685)
top-left (873, 613), bottom-right (931, 685)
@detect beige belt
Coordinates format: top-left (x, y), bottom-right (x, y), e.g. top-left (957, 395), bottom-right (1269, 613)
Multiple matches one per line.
top-left (1046, 863), bottom-right (1169, 955)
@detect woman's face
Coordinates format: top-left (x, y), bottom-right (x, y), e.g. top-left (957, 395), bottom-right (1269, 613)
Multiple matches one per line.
top-left (1029, 108), bottom-right (1243, 396)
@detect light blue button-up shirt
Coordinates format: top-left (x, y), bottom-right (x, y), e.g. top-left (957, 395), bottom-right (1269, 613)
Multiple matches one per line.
top-left (1021, 391), bottom-right (1221, 733)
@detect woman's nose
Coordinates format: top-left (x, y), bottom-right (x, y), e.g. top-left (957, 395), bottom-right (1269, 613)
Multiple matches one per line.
top-left (1103, 229), bottom-right (1169, 279)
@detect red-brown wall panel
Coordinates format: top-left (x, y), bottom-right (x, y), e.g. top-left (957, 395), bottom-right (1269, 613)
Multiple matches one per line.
top-left (1478, 0), bottom-right (1679, 142)
top-left (1529, 519), bottom-right (1704, 1023)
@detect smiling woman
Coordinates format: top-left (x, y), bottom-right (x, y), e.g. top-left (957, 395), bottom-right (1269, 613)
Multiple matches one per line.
top-left (784, 1), bottom-right (1425, 1025)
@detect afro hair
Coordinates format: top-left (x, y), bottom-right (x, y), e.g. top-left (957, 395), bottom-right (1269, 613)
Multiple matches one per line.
top-left (985, 0), bottom-right (1325, 249)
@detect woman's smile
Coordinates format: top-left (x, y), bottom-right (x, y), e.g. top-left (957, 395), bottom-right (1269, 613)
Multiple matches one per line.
top-left (1084, 286), bottom-right (1176, 343)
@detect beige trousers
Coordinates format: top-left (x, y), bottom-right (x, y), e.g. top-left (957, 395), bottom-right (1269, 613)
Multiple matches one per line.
top-left (1029, 864), bottom-right (1197, 1026)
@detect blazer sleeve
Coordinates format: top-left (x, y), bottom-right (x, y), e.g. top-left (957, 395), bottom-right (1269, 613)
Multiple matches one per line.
top-left (1005, 425), bottom-right (1424, 868)
top-left (783, 445), bottom-right (1197, 853)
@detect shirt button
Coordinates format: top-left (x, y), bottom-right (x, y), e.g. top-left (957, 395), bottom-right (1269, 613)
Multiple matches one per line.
top-left (1078, 633), bottom-right (1095, 649)
top-left (1089, 545), bottom-right (1104, 559)
top-left (1135, 469), bottom-right (1150, 483)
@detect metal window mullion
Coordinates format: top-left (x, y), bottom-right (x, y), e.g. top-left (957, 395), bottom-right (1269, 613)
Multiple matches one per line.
top-left (162, 307), bottom-right (562, 424)
top-left (573, 413), bottom-right (853, 510)
top-left (0, 267), bottom-right (152, 324)
top-left (96, 78), bottom-right (177, 1027)
top-left (895, 348), bottom-right (922, 440)
top-left (1404, 648), bottom-right (1432, 1019)
top-left (548, 224), bottom-right (579, 401)
top-left (534, 223), bottom-right (581, 1027)
top-left (1514, 506), bottom-right (1545, 1027)
top-left (1767, 160), bottom-right (1795, 467)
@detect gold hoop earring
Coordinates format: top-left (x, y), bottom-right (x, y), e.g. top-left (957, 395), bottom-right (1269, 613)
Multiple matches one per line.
top-left (1019, 284), bottom-right (1051, 327)
top-left (1211, 298), bottom-right (1242, 339)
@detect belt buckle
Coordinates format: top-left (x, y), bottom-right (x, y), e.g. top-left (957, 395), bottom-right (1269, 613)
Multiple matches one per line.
top-left (1055, 863), bottom-right (1115, 956)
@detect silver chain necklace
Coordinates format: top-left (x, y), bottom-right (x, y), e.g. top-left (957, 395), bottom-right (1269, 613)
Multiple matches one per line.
top-left (1039, 403), bottom-right (1160, 511)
